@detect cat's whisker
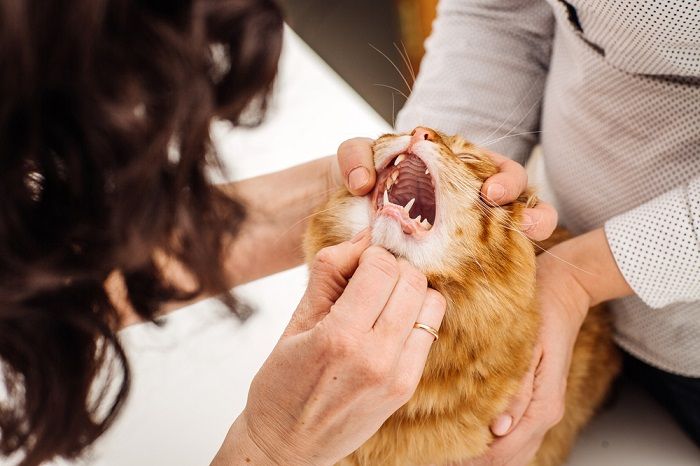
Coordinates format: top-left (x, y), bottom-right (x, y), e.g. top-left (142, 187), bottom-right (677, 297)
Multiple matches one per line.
top-left (480, 131), bottom-right (543, 148)
top-left (470, 253), bottom-right (489, 283)
top-left (476, 80), bottom-right (540, 146)
top-left (481, 95), bottom-right (543, 150)
top-left (394, 42), bottom-right (416, 84)
top-left (369, 43), bottom-right (413, 94)
top-left (373, 83), bottom-right (409, 101)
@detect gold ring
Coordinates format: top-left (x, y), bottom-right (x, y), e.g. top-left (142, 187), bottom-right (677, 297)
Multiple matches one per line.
top-left (413, 323), bottom-right (439, 341)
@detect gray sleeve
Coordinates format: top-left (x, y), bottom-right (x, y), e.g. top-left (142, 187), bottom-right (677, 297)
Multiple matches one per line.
top-left (605, 177), bottom-right (700, 308)
top-left (396, 0), bottom-right (554, 164)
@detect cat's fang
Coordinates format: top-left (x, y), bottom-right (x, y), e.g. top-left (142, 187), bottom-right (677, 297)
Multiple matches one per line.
top-left (425, 168), bottom-right (429, 175)
top-left (404, 198), bottom-right (416, 212)
top-left (383, 189), bottom-right (389, 204)
top-left (394, 154), bottom-right (406, 166)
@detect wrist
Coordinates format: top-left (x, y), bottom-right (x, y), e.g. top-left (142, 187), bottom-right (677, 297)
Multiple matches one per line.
top-left (213, 410), bottom-right (321, 466)
top-left (545, 229), bottom-right (633, 307)
top-left (212, 414), bottom-right (273, 465)
top-left (213, 412), bottom-right (293, 466)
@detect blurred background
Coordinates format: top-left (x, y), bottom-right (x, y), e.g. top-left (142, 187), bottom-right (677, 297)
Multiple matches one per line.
top-left (279, 0), bottom-right (438, 123)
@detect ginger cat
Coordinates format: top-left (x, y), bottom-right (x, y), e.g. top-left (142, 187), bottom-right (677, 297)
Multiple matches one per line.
top-left (304, 127), bottom-right (620, 466)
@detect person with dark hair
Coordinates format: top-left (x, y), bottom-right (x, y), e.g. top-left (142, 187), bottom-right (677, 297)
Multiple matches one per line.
top-left (0, 1), bottom-right (451, 465)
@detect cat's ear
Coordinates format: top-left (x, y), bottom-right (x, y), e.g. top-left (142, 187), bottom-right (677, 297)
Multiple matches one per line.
top-left (446, 135), bottom-right (499, 181)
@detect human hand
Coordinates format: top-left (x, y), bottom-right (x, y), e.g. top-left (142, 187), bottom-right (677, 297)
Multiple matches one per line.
top-left (332, 137), bottom-right (557, 240)
top-left (457, 248), bottom-right (590, 466)
top-left (213, 230), bottom-right (446, 466)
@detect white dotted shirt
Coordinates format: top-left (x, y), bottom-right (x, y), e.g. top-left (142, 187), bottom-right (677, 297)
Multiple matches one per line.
top-left (397, 0), bottom-right (700, 376)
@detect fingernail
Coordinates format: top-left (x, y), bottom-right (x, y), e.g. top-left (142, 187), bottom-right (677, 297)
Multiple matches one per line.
top-left (350, 228), bottom-right (370, 243)
top-left (348, 167), bottom-right (370, 192)
top-left (486, 184), bottom-right (505, 202)
top-left (521, 213), bottom-right (535, 231)
top-left (492, 415), bottom-right (513, 436)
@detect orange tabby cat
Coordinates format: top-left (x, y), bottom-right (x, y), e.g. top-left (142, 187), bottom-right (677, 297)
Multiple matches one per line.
top-left (304, 127), bottom-right (620, 466)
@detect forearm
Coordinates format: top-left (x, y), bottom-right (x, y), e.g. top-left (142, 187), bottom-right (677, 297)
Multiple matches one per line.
top-left (544, 228), bottom-right (633, 308)
top-left (219, 156), bottom-right (334, 285)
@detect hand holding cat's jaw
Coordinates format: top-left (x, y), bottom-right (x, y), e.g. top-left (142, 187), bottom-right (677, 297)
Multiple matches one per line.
top-left (479, 149), bottom-right (557, 241)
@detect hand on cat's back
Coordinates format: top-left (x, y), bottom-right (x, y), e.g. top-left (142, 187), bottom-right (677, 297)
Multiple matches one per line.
top-left (334, 137), bottom-right (557, 241)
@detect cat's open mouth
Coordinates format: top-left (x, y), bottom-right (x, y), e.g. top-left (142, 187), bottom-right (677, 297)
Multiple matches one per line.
top-left (372, 152), bottom-right (437, 237)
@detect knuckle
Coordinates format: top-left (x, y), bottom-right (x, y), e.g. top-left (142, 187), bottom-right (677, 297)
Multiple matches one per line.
top-left (313, 246), bottom-right (339, 270)
top-left (337, 138), bottom-right (371, 163)
top-left (397, 260), bottom-right (427, 293)
top-left (547, 401), bottom-right (566, 426)
top-left (320, 326), bottom-right (354, 358)
top-left (424, 289), bottom-right (447, 318)
top-left (390, 378), bottom-right (417, 403)
top-left (362, 247), bottom-right (399, 280)
top-left (354, 354), bottom-right (391, 385)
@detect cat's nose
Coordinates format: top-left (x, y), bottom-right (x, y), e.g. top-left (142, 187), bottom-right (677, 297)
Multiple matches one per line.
top-left (410, 127), bottom-right (437, 145)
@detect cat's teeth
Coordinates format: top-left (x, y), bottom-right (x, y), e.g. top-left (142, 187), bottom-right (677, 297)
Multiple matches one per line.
top-left (415, 215), bottom-right (422, 223)
top-left (394, 154), bottom-right (406, 166)
top-left (385, 178), bottom-right (393, 190)
top-left (383, 189), bottom-right (389, 204)
top-left (391, 171), bottom-right (399, 183)
top-left (421, 218), bottom-right (431, 229)
top-left (425, 168), bottom-right (429, 175)
top-left (404, 198), bottom-right (415, 212)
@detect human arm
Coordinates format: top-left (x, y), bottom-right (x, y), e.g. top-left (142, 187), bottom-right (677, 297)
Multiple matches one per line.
top-left (395, 0), bottom-right (554, 165)
top-left (218, 155), bottom-right (336, 285)
top-left (211, 232), bottom-right (446, 465)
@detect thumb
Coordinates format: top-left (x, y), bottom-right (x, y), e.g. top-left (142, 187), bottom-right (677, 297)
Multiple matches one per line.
top-left (285, 229), bottom-right (371, 335)
top-left (336, 137), bottom-right (376, 195)
top-left (490, 346), bottom-right (541, 436)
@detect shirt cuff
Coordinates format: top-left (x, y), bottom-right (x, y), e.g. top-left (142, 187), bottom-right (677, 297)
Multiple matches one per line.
top-left (605, 179), bottom-right (700, 308)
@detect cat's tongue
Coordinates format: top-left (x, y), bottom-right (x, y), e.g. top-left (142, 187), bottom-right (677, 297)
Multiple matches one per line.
top-left (377, 203), bottom-right (419, 235)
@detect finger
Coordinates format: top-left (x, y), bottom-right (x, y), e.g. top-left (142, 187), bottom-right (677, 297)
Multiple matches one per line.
top-left (483, 406), bottom-right (548, 466)
top-left (329, 245), bottom-right (402, 330)
top-left (372, 259), bottom-right (427, 347)
top-left (521, 201), bottom-right (558, 241)
top-left (393, 289), bottom-right (446, 386)
top-left (286, 229), bottom-right (371, 334)
top-left (337, 137), bottom-right (376, 195)
top-left (480, 151), bottom-right (528, 206)
top-left (491, 347), bottom-right (541, 436)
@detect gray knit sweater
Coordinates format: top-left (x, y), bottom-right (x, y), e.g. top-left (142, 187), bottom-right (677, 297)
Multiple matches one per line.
top-left (396, 0), bottom-right (700, 376)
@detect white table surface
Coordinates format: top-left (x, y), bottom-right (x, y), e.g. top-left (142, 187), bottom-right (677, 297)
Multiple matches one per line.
top-left (62, 27), bottom-right (698, 466)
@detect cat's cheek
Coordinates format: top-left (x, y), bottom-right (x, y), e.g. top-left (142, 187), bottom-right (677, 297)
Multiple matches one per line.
top-left (340, 196), bottom-right (373, 240)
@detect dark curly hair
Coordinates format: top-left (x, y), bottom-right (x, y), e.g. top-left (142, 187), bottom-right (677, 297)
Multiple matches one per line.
top-left (0, 0), bottom-right (283, 464)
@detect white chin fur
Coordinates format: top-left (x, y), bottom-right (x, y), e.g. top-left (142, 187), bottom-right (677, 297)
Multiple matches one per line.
top-left (371, 217), bottom-right (447, 272)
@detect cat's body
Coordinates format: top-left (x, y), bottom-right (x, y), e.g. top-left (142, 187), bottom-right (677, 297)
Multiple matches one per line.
top-left (304, 128), bottom-right (620, 466)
